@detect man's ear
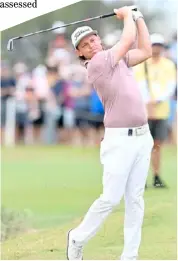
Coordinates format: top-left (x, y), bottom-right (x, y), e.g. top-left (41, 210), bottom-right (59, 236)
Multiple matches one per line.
top-left (75, 48), bottom-right (83, 58)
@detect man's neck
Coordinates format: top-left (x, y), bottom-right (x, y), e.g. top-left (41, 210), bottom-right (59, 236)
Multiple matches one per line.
top-left (152, 56), bottom-right (162, 63)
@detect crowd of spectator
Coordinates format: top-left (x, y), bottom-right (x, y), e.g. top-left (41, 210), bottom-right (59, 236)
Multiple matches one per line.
top-left (1, 22), bottom-right (177, 147)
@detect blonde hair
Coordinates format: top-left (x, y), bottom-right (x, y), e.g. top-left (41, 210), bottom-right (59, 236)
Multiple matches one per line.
top-left (77, 42), bottom-right (105, 67)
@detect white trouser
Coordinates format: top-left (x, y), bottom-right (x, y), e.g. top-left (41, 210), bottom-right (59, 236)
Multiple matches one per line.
top-left (71, 124), bottom-right (154, 260)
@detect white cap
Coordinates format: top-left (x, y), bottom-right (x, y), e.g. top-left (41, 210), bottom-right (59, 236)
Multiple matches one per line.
top-left (71, 26), bottom-right (97, 48)
top-left (151, 33), bottom-right (165, 45)
top-left (52, 21), bottom-right (66, 34)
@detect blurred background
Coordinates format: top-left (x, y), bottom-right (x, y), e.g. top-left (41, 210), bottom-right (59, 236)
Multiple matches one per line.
top-left (1, 0), bottom-right (177, 260)
top-left (1, 0), bottom-right (177, 147)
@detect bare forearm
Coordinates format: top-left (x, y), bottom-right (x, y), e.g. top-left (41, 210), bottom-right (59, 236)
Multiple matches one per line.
top-left (120, 13), bottom-right (136, 49)
top-left (112, 12), bottom-right (136, 63)
top-left (123, 9), bottom-right (152, 66)
top-left (136, 18), bottom-right (152, 54)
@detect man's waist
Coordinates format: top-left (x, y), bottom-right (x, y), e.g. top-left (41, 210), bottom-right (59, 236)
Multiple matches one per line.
top-left (104, 124), bottom-right (149, 137)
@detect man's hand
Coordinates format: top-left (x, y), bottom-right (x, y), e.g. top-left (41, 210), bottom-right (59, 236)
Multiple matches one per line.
top-left (114, 6), bottom-right (132, 20)
top-left (125, 11), bottom-right (152, 67)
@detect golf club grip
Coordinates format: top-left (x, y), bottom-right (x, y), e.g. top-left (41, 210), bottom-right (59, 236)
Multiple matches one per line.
top-left (102, 7), bottom-right (138, 19)
top-left (101, 12), bottom-right (115, 19)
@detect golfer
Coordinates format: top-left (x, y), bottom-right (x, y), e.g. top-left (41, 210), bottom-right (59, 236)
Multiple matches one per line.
top-left (67, 6), bottom-right (153, 260)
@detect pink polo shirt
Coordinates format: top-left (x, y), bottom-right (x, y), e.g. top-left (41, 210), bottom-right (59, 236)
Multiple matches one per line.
top-left (87, 49), bottom-right (147, 128)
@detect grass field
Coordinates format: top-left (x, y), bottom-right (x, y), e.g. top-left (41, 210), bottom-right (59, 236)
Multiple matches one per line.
top-left (1, 145), bottom-right (177, 260)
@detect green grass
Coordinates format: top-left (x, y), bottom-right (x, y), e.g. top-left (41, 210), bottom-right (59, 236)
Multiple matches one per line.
top-left (1, 145), bottom-right (177, 260)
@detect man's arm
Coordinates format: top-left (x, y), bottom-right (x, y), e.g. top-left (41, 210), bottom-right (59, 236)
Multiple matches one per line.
top-left (127, 15), bottom-right (152, 67)
top-left (111, 7), bottom-right (136, 65)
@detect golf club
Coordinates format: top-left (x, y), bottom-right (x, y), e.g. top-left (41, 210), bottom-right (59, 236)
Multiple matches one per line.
top-left (7, 7), bottom-right (137, 51)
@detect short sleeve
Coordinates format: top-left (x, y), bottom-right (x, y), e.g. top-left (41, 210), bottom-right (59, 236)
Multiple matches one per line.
top-left (87, 49), bottom-right (117, 84)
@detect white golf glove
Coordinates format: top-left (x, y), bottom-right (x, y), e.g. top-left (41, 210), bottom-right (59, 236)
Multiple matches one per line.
top-left (132, 8), bottom-right (144, 22)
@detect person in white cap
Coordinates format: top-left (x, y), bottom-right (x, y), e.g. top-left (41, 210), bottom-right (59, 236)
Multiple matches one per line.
top-left (67, 6), bottom-right (153, 260)
top-left (47, 20), bottom-right (71, 78)
top-left (134, 33), bottom-right (177, 188)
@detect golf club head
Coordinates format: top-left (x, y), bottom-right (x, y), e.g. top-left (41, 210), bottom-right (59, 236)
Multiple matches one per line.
top-left (7, 39), bottom-right (14, 51)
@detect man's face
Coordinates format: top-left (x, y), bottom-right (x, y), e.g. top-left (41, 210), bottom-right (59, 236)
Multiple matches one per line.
top-left (76, 34), bottom-right (102, 60)
top-left (54, 35), bottom-right (66, 48)
top-left (152, 44), bottom-right (164, 57)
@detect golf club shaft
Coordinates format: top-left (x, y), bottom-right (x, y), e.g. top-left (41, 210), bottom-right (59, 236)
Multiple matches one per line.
top-left (11, 12), bottom-right (116, 40)
top-left (7, 8), bottom-right (137, 51)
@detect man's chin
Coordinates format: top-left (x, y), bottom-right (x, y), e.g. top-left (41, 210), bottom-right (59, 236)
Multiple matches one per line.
top-left (86, 50), bottom-right (100, 60)
top-left (93, 49), bottom-right (100, 54)
top-left (91, 50), bottom-right (100, 57)
top-left (88, 53), bottom-right (96, 59)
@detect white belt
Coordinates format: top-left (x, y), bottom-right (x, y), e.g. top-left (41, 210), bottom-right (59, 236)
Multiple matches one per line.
top-left (105, 124), bottom-right (149, 137)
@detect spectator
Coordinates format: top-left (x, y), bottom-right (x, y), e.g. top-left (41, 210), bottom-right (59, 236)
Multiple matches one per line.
top-left (88, 89), bottom-right (104, 146)
top-left (68, 64), bottom-right (105, 146)
top-left (31, 65), bottom-right (49, 143)
top-left (0, 61), bottom-right (16, 144)
top-left (69, 64), bottom-right (90, 146)
top-left (172, 83), bottom-right (177, 145)
top-left (43, 64), bottom-right (62, 144)
top-left (47, 21), bottom-right (72, 80)
top-left (167, 33), bottom-right (177, 144)
top-left (44, 63), bottom-right (74, 144)
top-left (13, 62), bottom-right (31, 144)
top-left (167, 73), bottom-right (177, 145)
top-left (133, 33), bottom-right (177, 188)
top-left (58, 70), bottom-right (75, 145)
